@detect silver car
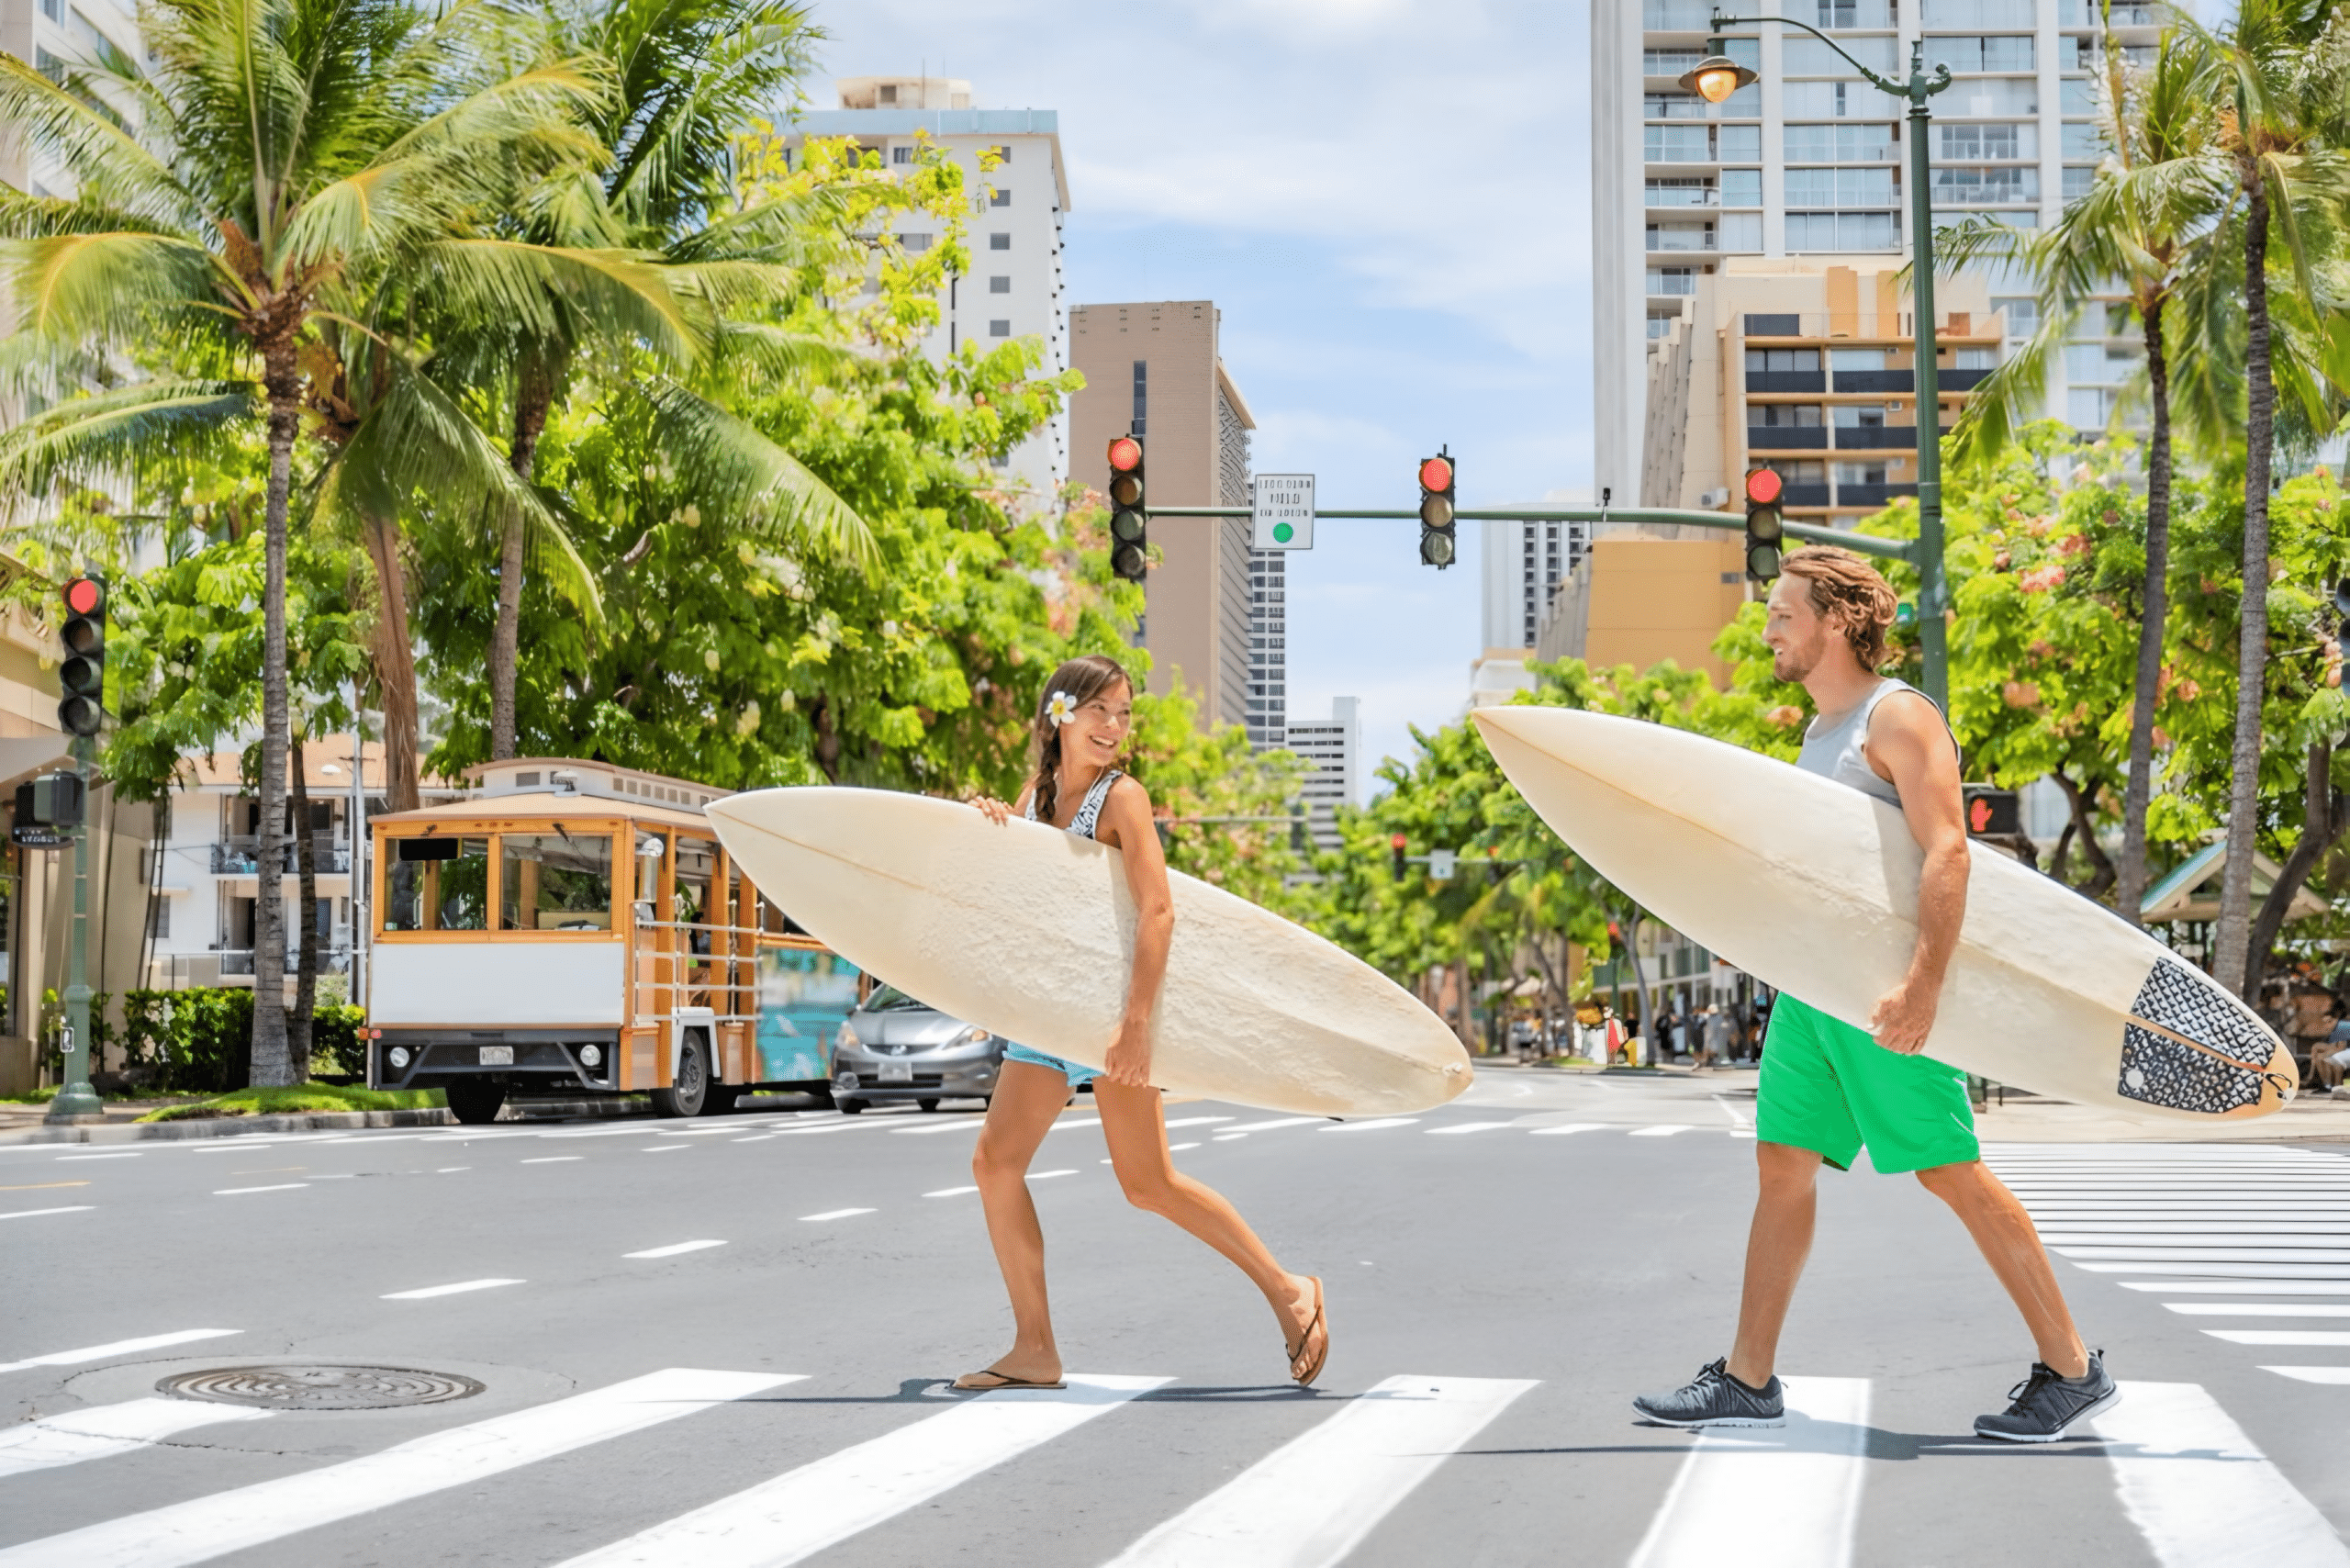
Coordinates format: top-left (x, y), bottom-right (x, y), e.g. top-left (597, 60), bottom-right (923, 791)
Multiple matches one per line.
top-left (832, 984), bottom-right (1003, 1114)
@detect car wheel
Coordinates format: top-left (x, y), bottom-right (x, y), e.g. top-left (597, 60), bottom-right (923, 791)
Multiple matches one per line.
top-left (445, 1080), bottom-right (506, 1126)
top-left (836, 1097), bottom-right (865, 1114)
top-left (917, 1097), bottom-right (941, 1113)
top-left (651, 1032), bottom-right (711, 1118)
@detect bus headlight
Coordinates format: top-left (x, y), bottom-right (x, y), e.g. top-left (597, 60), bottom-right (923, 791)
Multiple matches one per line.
top-left (387, 1046), bottom-right (411, 1070)
top-left (579, 1044), bottom-right (603, 1069)
top-left (836, 1023), bottom-right (859, 1052)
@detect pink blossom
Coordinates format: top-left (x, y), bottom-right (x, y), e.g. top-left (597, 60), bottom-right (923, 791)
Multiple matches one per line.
top-left (2018, 565), bottom-right (2066, 594)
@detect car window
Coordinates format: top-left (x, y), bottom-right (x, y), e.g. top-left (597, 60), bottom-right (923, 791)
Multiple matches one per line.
top-left (862, 984), bottom-right (934, 1013)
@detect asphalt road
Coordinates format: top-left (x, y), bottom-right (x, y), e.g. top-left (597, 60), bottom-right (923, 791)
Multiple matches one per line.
top-left (4, 1071), bottom-right (2348, 1567)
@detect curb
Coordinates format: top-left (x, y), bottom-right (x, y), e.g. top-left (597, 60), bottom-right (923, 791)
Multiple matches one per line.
top-left (0, 1095), bottom-right (656, 1147)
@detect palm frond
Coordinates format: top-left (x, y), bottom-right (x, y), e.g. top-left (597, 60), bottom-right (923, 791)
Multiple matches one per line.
top-left (0, 380), bottom-right (256, 507)
top-left (637, 377), bottom-right (873, 568)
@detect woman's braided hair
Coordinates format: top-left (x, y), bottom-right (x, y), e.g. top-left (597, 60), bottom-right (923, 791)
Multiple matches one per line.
top-left (1779, 545), bottom-right (1898, 668)
top-left (1027, 653), bottom-right (1133, 826)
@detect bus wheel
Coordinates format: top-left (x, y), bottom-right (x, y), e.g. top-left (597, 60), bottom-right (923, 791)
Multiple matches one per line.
top-left (446, 1081), bottom-right (506, 1126)
top-left (836, 1097), bottom-right (864, 1114)
top-left (651, 1033), bottom-right (711, 1118)
top-left (917, 1097), bottom-right (941, 1114)
top-left (707, 1085), bottom-right (743, 1115)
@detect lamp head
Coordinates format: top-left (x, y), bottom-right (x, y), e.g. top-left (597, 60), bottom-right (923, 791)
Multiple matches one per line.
top-left (1679, 55), bottom-right (1757, 103)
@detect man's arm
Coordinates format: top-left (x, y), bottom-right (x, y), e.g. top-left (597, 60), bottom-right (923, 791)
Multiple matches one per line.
top-left (1865, 693), bottom-right (1969, 1055)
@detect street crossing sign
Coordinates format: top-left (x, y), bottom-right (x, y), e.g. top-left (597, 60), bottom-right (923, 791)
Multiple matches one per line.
top-left (1251, 474), bottom-right (1315, 550)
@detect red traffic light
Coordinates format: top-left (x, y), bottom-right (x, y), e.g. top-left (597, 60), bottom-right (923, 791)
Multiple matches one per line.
top-left (1417, 456), bottom-right (1453, 493)
top-left (64, 577), bottom-right (102, 616)
top-left (1107, 436), bottom-right (1142, 472)
top-left (1744, 467), bottom-right (1783, 506)
top-left (1390, 833), bottom-right (1407, 850)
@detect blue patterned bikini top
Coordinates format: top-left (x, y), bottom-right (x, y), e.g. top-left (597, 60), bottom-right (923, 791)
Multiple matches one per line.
top-left (1025, 767), bottom-right (1122, 841)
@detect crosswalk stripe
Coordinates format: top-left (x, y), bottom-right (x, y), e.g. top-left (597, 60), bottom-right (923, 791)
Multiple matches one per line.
top-left (1217, 1117), bottom-right (1326, 1133)
top-left (1425, 1123), bottom-right (1517, 1136)
top-left (2262, 1366), bottom-right (2350, 1384)
top-left (0, 1398), bottom-right (274, 1480)
top-left (1318, 1120), bottom-right (1418, 1134)
top-left (0, 1330), bottom-right (241, 1376)
top-left (2121, 1280), bottom-right (2350, 1294)
top-left (2040, 1225), bottom-right (2350, 1238)
top-left (2164, 1303), bottom-right (2350, 1316)
top-left (554, 1373), bottom-right (1169, 1567)
top-left (1100, 1374), bottom-right (1534, 1568)
top-left (1628, 1377), bottom-right (1870, 1568)
top-left (2092, 1381), bottom-right (2350, 1567)
top-left (0, 1368), bottom-right (797, 1568)
top-left (1528, 1124), bottom-right (1603, 1137)
top-left (2077, 1261), bottom-right (2350, 1279)
top-left (1629, 1126), bottom-right (1695, 1138)
top-left (0, 1207), bottom-right (93, 1221)
top-left (2200, 1329), bottom-right (2350, 1346)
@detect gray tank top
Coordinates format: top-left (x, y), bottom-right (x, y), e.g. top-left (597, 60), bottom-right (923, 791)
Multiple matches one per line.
top-left (1025, 767), bottom-right (1121, 840)
top-left (1796, 678), bottom-right (1942, 807)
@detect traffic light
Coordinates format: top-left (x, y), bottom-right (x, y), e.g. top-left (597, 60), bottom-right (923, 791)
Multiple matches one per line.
top-left (1390, 832), bottom-right (1407, 882)
top-left (1742, 469), bottom-right (1784, 582)
top-left (58, 575), bottom-right (104, 737)
top-left (2335, 578), bottom-right (2350, 641)
top-left (1417, 450), bottom-right (1456, 568)
top-left (1107, 434), bottom-right (1147, 583)
top-left (1963, 786), bottom-right (2020, 838)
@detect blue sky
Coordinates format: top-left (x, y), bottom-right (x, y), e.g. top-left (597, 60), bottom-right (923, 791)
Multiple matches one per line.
top-left (806, 0), bottom-right (1595, 792)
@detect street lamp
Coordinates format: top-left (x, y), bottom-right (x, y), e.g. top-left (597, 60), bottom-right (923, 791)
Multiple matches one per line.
top-left (1682, 13), bottom-right (1956, 712)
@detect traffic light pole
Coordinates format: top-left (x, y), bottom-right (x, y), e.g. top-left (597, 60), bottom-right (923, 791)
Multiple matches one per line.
top-left (1149, 504), bottom-right (1919, 564)
top-left (44, 734), bottom-right (100, 1126)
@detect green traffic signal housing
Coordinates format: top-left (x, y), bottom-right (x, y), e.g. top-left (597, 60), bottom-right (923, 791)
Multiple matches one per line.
top-left (1107, 434), bottom-right (1147, 583)
top-left (1742, 468), bottom-right (1785, 582)
top-left (58, 575), bottom-right (105, 738)
top-left (1418, 450), bottom-right (1456, 568)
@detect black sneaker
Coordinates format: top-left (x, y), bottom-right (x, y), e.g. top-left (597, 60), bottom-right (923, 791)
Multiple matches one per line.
top-left (1632, 1358), bottom-right (1785, 1428)
top-left (1974, 1351), bottom-right (2121, 1442)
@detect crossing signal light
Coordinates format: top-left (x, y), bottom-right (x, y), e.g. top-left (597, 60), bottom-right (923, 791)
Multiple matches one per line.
top-left (1743, 469), bottom-right (1785, 582)
top-left (1390, 832), bottom-right (1407, 882)
top-left (1417, 450), bottom-right (1456, 569)
top-left (2335, 578), bottom-right (2350, 639)
top-left (58, 575), bottom-right (105, 738)
top-left (1107, 434), bottom-right (1147, 583)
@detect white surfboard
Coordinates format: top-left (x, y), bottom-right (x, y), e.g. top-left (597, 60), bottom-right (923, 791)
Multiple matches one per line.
top-left (705, 788), bottom-right (1472, 1116)
top-left (1472, 705), bottom-right (2293, 1122)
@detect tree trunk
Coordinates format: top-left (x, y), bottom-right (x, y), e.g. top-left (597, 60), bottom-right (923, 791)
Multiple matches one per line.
top-left (2246, 742), bottom-right (2343, 991)
top-left (250, 357), bottom-right (297, 1087)
top-left (2050, 769), bottom-right (2117, 896)
top-left (490, 379), bottom-right (551, 762)
top-left (1624, 905), bottom-right (1658, 1061)
top-left (288, 734), bottom-right (318, 1081)
top-left (811, 695), bottom-right (842, 783)
top-left (361, 508), bottom-right (423, 814)
top-left (2216, 167), bottom-right (2275, 997)
top-left (2116, 293), bottom-right (2174, 928)
top-left (1454, 950), bottom-right (1476, 1055)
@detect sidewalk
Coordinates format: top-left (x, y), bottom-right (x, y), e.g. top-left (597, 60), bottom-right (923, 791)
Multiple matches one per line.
top-left (0, 1094), bottom-right (656, 1147)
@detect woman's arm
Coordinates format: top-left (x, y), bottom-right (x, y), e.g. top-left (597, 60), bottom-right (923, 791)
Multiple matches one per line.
top-left (1096, 775), bottom-right (1173, 1087)
top-left (971, 778), bottom-right (1036, 826)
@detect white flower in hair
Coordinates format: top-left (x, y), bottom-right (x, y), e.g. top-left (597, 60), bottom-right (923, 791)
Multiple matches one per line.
top-left (1046, 689), bottom-right (1078, 727)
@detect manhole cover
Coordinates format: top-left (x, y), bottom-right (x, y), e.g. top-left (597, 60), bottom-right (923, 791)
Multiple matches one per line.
top-left (157, 1365), bottom-right (486, 1410)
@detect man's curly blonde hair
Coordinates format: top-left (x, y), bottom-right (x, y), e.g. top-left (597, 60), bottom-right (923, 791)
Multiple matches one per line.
top-left (1779, 546), bottom-right (1898, 668)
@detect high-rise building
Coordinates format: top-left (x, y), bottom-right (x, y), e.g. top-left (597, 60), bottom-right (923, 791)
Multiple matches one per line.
top-left (1284, 697), bottom-right (1359, 852)
top-left (1593, 0), bottom-right (2165, 494)
top-left (1070, 302), bottom-right (1281, 743)
top-left (1, 0), bottom-right (143, 196)
top-left (1482, 505), bottom-right (1595, 655)
top-left (789, 77), bottom-right (1069, 499)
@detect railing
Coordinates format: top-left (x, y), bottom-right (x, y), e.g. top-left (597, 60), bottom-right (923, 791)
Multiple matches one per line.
top-left (211, 838), bottom-right (353, 876)
top-left (1748, 426), bottom-right (1830, 450)
top-left (151, 947), bottom-right (353, 987)
top-left (1836, 482), bottom-right (1920, 508)
top-left (1743, 311), bottom-right (2005, 340)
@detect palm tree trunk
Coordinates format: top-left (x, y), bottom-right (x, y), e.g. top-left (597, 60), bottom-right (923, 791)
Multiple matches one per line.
top-left (2246, 741), bottom-right (2341, 982)
top-left (250, 363), bottom-right (297, 1088)
top-left (2115, 296), bottom-right (2174, 929)
top-left (361, 509), bottom-right (423, 814)
top-left (289, 734), bottom-right (318, 1081)
top-left (491, 379), bottom-right (551, 762)
top-left (2216, 167), bottom-right (2275, 997)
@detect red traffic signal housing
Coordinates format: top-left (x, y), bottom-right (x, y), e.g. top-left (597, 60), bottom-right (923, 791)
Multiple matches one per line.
top-left (65, 577), bottom-right (103, 617)
top-left (1417, 456), bottom-right (1453, 493)
top-left (1106, 435), bottom-right (1147, 583)
top-left (1744, 467), bottom-right (1784, 506)
top-left (1107, 436), bottom-right (1142, 473)
top-left (58, 576), bottom-right (105, 738)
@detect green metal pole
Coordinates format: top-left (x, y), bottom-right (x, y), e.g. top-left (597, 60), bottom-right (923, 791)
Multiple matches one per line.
top-left (45, 738), bottom-right (101, 1125)
top-left (1905, 40), bottom-right (1950, 713)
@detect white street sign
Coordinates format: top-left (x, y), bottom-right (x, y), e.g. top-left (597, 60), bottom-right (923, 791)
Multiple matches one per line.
top-left (1429, 848), bottom-right (1457, 881)
top-left (1251, 474), bottom-right (1315, 550)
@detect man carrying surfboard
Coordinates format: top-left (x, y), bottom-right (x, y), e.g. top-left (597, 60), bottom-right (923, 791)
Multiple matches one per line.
top-left (1632, 546), bottom-right (2118, 1442)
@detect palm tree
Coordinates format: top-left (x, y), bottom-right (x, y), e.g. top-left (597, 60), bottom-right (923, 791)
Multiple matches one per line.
top-left (1941, 21), bottom-right (2225, 927)
top-left (0, 0), bottom-right (599, 1081)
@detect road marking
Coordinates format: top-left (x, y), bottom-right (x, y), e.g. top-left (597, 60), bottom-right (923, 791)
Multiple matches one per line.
top-left (522, 1157), bottom-right (584, 1165)
top-left (1426, 1122), bottom-right (1516, 1136)
top-left (1102, 1374), bottom-right (1536, 1567)
top-left (212, 1185), bottom-right (310, 1196)
top-left (2078, 1261), bottom-right (2350, 1278)
top-left (2200, 1329), bottom-right (2350, 1346)
top-left (1630, 1126), bottom-right (1695, 1138)
top-left (1169, 1142), bottom-right (1200, 1152)
top-left (1212, 1135), bottom-right (1247, 1142)
top-left (0, 1206), bottom-right (95, 1221)
top-left (0, 1397), bottom-right (274, 1479)
top-left (0, 1329), bottom-right (240, 1376)
top-left (2123, 1280), bottom-right (2350, 1294)
top-left (2040, 1223), bottom-right (2350, 1238)
top-left (624, 1240), bottom-right (726, 1260)
top-left (0, 1182), bottom-right (89, 1192)
top-left (435, 1168), bottom-right (471, 1173)
top-left (890, 1121), bottom-right (986, 1136)
top-left (2053, 1249), bottom-right (2350, 1265)
top-left (1629, 1376), bottom-right (1871, 1568)
top-left (2092, 1380), bottom-right (2350, 1568)
top-left (924, 1186), bottom-right (979, 1198)
top-left (56, 1153), bottom-right (139, 1161)
top-left (1161, 1116), bottom-right (1234, 1129)
top-left (1029, 1170), bottom-right (1078, 1180)
top-left (0, 1369), bottom-right (799, 1568)
top-left (799, 1208), bottom-right (874, 1222)
top-left (2261, 1366), bottom-right (2350, 1384)
top-left (732, 1136), bottom-right (779, 1143)
top-left (381, 1278), bottom-right (524, 1300)
top-left (643, 1147), bottom-right (690, 1155)
top-left (1046, 1117), bottom-right (1104, 1132)
top-left (554, 1375), bottom-right (1168, 1567)
top-left (1529, 1124), bottom-right (1604, 1137)
top-left (1217, 1117), bottom-right (1326, 1134)
top-left (2166, 1303), bottom-right (2350, 1316)
top-left (1318, 1119), bottom-right (1418, 1134)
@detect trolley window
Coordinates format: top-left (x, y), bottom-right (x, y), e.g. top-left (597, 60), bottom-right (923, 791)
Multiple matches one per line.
top-left (498, 834), bottom-right (614, 931)
top-left (386, 836), bottom-right (491, 931)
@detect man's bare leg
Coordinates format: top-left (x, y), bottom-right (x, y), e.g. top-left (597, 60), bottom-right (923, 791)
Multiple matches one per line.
top-left (1724, 1141), bottom-right (1823, 1389)
top-left (1917, 1159), bottom-right (2088, 1378)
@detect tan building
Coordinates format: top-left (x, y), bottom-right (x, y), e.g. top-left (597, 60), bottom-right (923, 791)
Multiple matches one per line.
top-left (1537, 532), bottom-right (1750, 688)
top-left (1640, 259), bottom-right (2004, 531)
top-left (1069, 301), bottom-right (1268, 738)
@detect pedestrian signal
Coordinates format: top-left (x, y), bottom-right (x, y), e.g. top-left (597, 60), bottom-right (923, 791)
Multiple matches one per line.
top-left (58, 575), bottom-right (105, 738)
top-left (1107, 434), bottom-right (1147, 583)
top-left (1417, 451), bottom-right (1456, 569)
top-left (1963, 786), bottom-right (2020, 838)
top-left (2335, 578), bottom-right (2350, 640)
top-left (1742, 470), bottom-right (1784, 583)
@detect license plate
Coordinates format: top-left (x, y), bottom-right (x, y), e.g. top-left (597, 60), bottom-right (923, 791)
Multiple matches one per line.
top-left (878, 1060), bottom-right (913, 1083)
top-left (478, 1046), bottom-right (513, 1066)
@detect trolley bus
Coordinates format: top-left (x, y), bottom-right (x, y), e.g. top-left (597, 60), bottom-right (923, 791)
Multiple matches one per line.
top-left (364, 758), bottom-right (861, 1124)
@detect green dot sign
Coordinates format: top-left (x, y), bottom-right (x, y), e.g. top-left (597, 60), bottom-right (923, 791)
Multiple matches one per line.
top-left (1251, 475), bottom-right (1315, 551)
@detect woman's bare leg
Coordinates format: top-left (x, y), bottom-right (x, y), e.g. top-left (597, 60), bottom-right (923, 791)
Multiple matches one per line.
top-left (963, 1061), bottom-right (1075, 1383)
top-left (1094, 1081), bottom-right (1325, 1373)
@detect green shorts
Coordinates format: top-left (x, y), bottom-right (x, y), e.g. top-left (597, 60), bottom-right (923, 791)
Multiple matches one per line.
top-left (1755, 994), bottom-right (1979, 1174)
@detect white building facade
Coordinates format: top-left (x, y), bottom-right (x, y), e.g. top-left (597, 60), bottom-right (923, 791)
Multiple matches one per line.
top-left (790, 77), bottom-right (1071, 502)
top-left (1593, 0), bottom-right (2165, 498)
top-left (1482, 505), bottom-right (1595, 655)
top-left (1284, 697), bottom-right (1359, 852)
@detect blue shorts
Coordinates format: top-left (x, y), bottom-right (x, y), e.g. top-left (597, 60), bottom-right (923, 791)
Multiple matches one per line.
top-left (1002, 1043), bottom-right (1098, 1088)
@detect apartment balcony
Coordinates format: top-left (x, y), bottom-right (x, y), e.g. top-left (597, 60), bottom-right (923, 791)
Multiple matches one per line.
top-left (1748, 427), bottom-right (1829, 450)
top-left (211, 837), bottom-right (353, 876)
top-left (1833, 368), bottom-right (1914, 394)
top-left (1781, 485), bottom-right (1834, 508)
top-left (1837, 483), bottom-right (1920, 509)
top-left (1746, 372), bottom-right (1827, 394)
top-left (1833, 425), bottom-right (1954, 449)
top-left (155, 947), bottom-right (355, 987)
top-left (1939, 367), bottom-right (1993, 392)
top-left (1741, 311), bottom-right (2005, 342)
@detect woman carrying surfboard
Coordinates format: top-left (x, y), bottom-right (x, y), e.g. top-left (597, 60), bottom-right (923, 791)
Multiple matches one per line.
top-left (955, 653), bottom-right (1330, 1392)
